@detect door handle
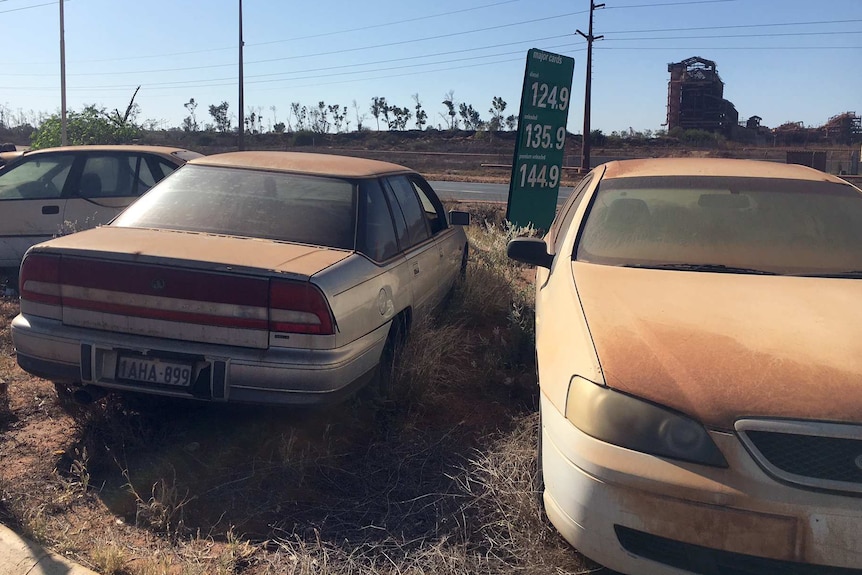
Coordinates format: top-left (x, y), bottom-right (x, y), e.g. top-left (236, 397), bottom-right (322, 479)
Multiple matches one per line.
top-left (413, 262), bottom-right (420, 276)
top-left (42, 205), bottom-right (60, 215)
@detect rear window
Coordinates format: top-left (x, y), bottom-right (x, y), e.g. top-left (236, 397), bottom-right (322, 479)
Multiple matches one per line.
top-left (113, 165), bottom-right (357, 250)
top-left (576, 175), bottom-right (862, 276)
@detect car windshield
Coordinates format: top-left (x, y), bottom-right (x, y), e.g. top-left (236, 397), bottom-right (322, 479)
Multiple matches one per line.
top-left (113, 164), bottom-right (357, 250)
top-left (575, 175), bottom-right (862, 276)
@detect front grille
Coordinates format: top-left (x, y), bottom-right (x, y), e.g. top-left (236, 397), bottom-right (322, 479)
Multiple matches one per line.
top-left (736, 419), bottom-right (862, 494)
top-left (615, 525), bottom-right (862, 575)
top-left (746, 431), bottom-right (862, 484)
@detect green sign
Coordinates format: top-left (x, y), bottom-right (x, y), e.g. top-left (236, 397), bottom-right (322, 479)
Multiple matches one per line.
top-left (506, 48), bottom-right (575, 230)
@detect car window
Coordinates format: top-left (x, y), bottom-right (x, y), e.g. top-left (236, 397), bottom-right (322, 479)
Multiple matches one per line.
top-left (549, 174), bottom-right (593, 255)
top-left (409, 177), bottom-right (447, 235)
top-left (381, 180), bottom-right (410, 250)
top-left (153, 158), bottom-right (180, 181)
top-left (386, 175), bottom-right (430, 247)
top-left (113, 165), bottom-right (357, 250)
top-left (576, 175), bottom-right (862, 276)
top-left (78, 155), bottom-right (130, 198)
top-left (127, 155), bottom-right (159, 196)
top-left (0, 155), bottom-right (74, 199)
top-left (360, 180), bottom-right (399, 261)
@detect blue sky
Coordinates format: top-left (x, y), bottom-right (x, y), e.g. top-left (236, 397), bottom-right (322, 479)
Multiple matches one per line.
top-left (1, 0), bottom-right (860, 134)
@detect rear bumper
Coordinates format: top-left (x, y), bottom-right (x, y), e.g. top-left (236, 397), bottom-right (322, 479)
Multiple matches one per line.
top-left (12, 313), bottom-right (389, 405)
top-left (540, 393), bottom-right (862, 575)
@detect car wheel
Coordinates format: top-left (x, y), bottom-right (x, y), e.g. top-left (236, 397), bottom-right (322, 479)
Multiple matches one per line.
top-left (459, 242), bottom-right (469, 281)
top-left (368, 312), bottom-right (408, 402)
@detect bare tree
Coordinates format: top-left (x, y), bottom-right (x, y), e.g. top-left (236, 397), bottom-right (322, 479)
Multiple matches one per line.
top-left (441, 91), bottom-right (457, 130)
top-left (370, 97), bottom-right (387, 130)
top-left (182, 98), bottom-right (198, 132)
top-left (412, 93), bottom-right (427, 130)
top-left (352, 100), bottom-right (367, 131)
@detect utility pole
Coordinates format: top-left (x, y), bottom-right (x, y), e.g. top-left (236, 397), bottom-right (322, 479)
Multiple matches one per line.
top-left (59, 0), bottom-right (67, 146)
top-left (238, 0), bottom-right (245, 151)
top-left (577, 1), bottom-right (603, 172)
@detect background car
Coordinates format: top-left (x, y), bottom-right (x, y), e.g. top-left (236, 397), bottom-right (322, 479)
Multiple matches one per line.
top-left (508, 158), bottom-right (862, 574)
top-left (0, 145), bottom-right (202, 271)
top-left (12, 151), bottom-right (470, 406)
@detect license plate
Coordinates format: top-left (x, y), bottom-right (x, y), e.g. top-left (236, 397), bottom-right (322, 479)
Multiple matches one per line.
top-left (116, 356), bottom-right (193, 387)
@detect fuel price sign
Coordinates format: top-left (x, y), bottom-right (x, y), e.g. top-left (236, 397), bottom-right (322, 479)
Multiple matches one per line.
top-left (506, 48), bottom-right (575, 230)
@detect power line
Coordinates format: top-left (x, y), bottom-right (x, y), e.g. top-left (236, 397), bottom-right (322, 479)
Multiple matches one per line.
top-left (600, 45), bottom-right (861, 50)
top-left (0, 0), bottom-right (66, 14)
top-left (605, 19), bottom-right (862, 34)
top-left (250, 0), bottom-right (524, 47)
top-left (9, 0), bottom-right (525, 65)
top-left (605, 0), bottom-right (736, 8)
top-left (5, 11), bottom-right (587, 77)
top-left (604, 30), bottom-right (862, 41)
top-left (17, 43), bottom-right (586, 92)
top-left (2, 33), bottom-right (574, 79)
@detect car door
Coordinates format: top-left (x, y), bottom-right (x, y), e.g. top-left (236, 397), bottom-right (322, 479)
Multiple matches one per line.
top-left (62, 152), bottom-right (174, 233)
top-left (383, 175), bottom-right (440, 313)
top-left (407, 175), bottom-right (465, 301)
top-left (0, 152), bottom-right (77, 267)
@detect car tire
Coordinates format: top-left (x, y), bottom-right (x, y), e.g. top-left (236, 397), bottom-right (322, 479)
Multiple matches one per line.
top-left (368, 312), bottom-right (408, 402)
top-left (459, 242), bottom-right (469, 281)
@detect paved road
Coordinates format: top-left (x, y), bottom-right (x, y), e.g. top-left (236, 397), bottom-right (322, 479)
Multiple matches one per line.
top-left (430, 181), bottom-right (575, 207)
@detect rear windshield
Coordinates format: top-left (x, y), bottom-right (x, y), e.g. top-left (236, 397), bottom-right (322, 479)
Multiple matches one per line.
top-left (113, 164), bottom-right (357, 250)
top-left (575, 175), bottom-right (862, 276)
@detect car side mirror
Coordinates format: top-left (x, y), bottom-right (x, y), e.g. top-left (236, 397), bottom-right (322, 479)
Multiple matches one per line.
top-left (448, 210), bottom-right (470, 226)
top-left (507, 237), bottom-right (552, 269)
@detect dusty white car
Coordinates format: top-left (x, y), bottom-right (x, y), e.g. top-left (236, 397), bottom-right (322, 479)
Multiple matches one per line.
top-left (12, 151), bottom-right (469, 405)
top-left (0, 145), bottom-right (201, 270)
top-left (508, 158), bottom-right (862, 574)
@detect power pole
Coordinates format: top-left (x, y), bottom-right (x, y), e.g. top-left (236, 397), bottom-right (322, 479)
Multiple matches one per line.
top-left (59, 0), bottom-right (67, 146)
top-left (577, 1), bottom-right (604, 172)
top-left (238, 0), bottom-right (245, 151)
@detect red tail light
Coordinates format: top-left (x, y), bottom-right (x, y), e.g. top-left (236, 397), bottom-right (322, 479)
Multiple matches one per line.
top-left (20, 253), bottom-right (62, 306)
top-left (268, 280), bottom-right (334, 335)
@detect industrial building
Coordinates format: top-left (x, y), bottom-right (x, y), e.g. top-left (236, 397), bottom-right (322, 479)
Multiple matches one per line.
top-left (666, 56), bottom-right (739, 135)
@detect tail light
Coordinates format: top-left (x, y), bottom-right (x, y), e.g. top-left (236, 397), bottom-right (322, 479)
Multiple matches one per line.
top-left (268, 279), bottom-right (334, 335)
top-left (20, 253), bottom-right (62, 307)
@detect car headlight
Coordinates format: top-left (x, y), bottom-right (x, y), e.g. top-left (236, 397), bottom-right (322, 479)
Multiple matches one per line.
top-left (565, 376), bottom-right (727, 467)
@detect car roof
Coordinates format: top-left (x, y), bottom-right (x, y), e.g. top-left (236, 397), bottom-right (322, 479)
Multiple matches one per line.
top-left (190, 151), bottom-right (414, 178)
top-left (601, 157), bottom-right (848, 184)
top-left (22, 145), bottom-right (197, 156)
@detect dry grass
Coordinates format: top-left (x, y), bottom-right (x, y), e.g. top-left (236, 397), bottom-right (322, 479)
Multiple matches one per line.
top-left (0, 210), bottom-right (605, 574)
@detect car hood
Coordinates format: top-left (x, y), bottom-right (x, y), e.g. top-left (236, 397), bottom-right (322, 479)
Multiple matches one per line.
top-left (573, 262), bottom-right (862, 430)
top-left (29, 226), bottom-right (352, 279)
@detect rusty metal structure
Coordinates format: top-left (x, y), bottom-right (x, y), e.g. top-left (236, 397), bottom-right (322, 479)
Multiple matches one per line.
top-left (667, 57), bottom-right (738, 135)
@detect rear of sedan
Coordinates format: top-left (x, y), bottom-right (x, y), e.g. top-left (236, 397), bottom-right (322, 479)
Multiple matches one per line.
top-left (11, 152), bottom-right (458, 405)
top-left (513, 159), bottom-right (862, 575)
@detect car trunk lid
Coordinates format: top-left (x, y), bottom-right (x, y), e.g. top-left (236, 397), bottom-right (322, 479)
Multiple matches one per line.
top-left (25, 227), bottom-right (349, 349)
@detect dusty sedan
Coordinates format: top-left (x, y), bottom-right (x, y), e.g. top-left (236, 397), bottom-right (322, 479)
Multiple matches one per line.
top-left (508, 158), bottom-right (862, 574)
top-left (12, 152), bottom-right (469, 405)
top-left (0, 145), bottom-right (202, 270)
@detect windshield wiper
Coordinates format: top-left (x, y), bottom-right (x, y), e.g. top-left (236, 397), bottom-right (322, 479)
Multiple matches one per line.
top-left (793, 271), bottom-right (862, 279)
top-left (623, 263), bottom-right (777, 275)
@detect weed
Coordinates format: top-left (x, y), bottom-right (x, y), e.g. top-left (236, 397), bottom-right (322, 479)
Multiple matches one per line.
top-left (55, 446), bottom-right (91, 504)
top-left (90, 541), bottom-right (128, 574)
top-left (124, 468), bottom-right (195, 537)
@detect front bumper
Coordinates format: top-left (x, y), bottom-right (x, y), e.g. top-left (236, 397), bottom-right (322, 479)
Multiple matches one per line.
top-left (540, 393), bottom-right (862, 575)
top-left (12, 313), bottom-right (389, 405)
